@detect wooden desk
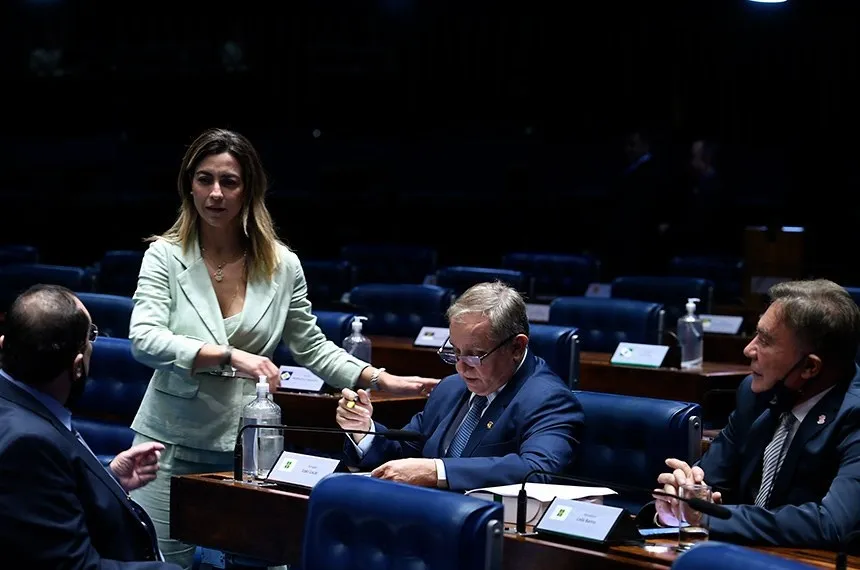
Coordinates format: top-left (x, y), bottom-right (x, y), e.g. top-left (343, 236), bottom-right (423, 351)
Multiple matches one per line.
top-left (704, 333), bottom-right (753, 365)
top-left (171, 472), bottom-right (858, 569)
top-left (271, 390), bottom-right (426, 453)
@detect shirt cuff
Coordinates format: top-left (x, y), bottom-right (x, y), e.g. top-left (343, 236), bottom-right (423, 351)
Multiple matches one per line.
top-left (349, 422), bottom-right (376, 458)
top-left (435, 459), bottom-right (448, 489)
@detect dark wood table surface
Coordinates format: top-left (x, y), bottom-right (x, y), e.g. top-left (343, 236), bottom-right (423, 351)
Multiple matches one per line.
top-left (171, 472), bottom-right (858, 569)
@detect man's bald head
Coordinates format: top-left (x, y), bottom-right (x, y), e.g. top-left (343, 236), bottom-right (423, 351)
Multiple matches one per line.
top-left (1, 285), bottom-right (90, 386)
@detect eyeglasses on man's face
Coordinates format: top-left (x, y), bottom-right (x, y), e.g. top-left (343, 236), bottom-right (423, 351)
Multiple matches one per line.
top-left (89, 323), bottom-right (99, 343)
top-left (437, 333), bottom-right (518, 368)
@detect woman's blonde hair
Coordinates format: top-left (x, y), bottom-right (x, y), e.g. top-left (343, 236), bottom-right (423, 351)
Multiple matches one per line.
top-left (148, 128), bottom-right (284, 282)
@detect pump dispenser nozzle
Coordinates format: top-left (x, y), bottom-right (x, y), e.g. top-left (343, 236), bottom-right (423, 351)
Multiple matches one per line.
top-left (351, 315), bottom-right (368, 333)
top-left (686, 298), bottom-right (701, 315)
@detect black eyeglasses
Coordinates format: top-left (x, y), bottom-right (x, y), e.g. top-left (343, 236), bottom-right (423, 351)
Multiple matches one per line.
top-left (89, 323), bottom-right (99, 342)
top-left (437, 333), bottom-right (519, 368)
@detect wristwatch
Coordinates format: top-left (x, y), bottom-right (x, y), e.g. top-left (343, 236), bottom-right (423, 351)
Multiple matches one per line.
top-left (369, 367), bottom-right (386, 391)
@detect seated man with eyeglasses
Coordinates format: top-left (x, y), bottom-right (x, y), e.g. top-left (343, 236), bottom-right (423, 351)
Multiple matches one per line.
top-left (336, 281), bottom-right (584, 491)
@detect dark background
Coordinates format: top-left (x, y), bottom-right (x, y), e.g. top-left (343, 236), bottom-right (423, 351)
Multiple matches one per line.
top-left (1, 0), bottom-right (856, 282)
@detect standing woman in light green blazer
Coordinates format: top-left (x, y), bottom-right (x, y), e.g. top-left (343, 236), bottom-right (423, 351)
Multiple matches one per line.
top-left (128, 128), bottom-right (439, 570)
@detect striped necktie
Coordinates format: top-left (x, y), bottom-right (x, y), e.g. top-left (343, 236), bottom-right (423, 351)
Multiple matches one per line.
top-left (446, 396), bottom-right (488, 458)
top-left (755, 412), bottom-right (797, 508)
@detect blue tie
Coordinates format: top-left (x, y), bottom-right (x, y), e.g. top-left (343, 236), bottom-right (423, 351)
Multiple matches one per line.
top-left (447, 395), bottom-right (488, 458)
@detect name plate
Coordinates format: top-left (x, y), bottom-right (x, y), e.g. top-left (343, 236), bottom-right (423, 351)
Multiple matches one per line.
top-left (265, 450), bottom-right (341, 488)
top-left (585, 283), bottom-right (612, 298)
top-left (701, 314), bottom-right (744, 335)
top-left (536, 498), bottom-right (626, 544)
top-left (413, 326), bottom-right (451, 348)
top-left (279, 366), bottom-right (326, 392)
top-left (610, 342), bottom-right (669, 368)
top-left (526, 303), bottom-right (550, 323)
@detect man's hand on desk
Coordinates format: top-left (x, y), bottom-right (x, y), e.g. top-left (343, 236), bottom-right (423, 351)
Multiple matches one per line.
top-left (654, 458), bottom-right (722, 526)
top-left (336, 388), bottom-right (374, 443)
top-left (371, 458), bottom-right (438, 487)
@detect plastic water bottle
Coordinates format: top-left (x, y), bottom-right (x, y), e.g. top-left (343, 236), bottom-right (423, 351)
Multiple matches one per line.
top-left (239, 376), bottom-right (283, 479)
top-left (343, 315), bottom-right (372, 363)
top-left (678, 297), bottom-right (704, 370)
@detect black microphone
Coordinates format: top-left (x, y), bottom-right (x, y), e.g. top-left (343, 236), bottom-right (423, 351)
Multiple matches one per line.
top-left (835, 529), bottom-right (860, 570)
top-left (233, 424), bottom-right (423, 482)
top-left (515, 469), bottom-right (732, 535)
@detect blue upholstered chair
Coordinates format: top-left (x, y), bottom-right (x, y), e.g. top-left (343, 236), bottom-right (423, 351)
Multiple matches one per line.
top-left (302, 259), bottom-right (355, 307)
top-left (348, 284), bottom-right (453, 338)
top-left (0, 263), bottom-right (92, 309)
top-left (548, 297), bottom-right (665, 353)
top-left (72, 417), bottom-right (135, 468)
top-left (436, 266), bottom-right (531, 297)
top-left (72, 337), bottom-right (151, 426)
top-left (0, 244), bottom-right (38, 266)
top-left (502, 252), bottom-right (600, 299)
top-left (611, 276), bottom-right (714, 325)
top-left (302, 474), bottom-right (503, 570)
top-left (341, 243), bottom-right (438, 285)
top-left (95, 250), bottom-right (144, 297)
top-left (274, 310), bottom-right (355, 366)
top-left (671, 541), bottom-right (816, 569)
top-left (76, 292), bottom-right (134, 339)
top-left (571, 391), bottom-right (702, 513)
top-left (528, 323), bottom-right (580, 388)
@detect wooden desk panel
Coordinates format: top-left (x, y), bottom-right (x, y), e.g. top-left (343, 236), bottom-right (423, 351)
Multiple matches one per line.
top-left (171, 472), bottom-right (858, 569)
top-left (704, 333), bottom-right (753, 365)
top-left (271, 391), bottom-right (426, 453)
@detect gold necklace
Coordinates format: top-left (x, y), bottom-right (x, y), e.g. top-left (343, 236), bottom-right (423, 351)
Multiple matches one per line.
top-left (201, 248), bottom-right (246, 283)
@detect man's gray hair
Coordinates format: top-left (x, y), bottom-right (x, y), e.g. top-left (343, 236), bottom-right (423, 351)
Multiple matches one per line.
top-left (446, 281), bottom-right (529, 342)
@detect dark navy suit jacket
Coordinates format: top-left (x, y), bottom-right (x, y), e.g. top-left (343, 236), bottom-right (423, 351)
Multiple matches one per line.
top-left (344, 353), bottom-right (585, 491)
top-left (702, 366), bottom-right (860, 548)
top-left (0, 377), bottom-right (180, 569)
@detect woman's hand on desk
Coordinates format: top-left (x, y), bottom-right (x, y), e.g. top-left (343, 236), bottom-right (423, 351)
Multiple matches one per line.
top-left (230, 349), bottom-right (280, 391)
top-left (377, 373), bottom-right (440, 395)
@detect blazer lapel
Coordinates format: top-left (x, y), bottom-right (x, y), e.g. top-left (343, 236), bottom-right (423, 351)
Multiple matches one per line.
top-left (461, 353), bottom-right (537, 457)
top-left (174, 243), bottom-right (227, 344)
top-left (436, 388), bottom-right (471, 457)
top-left (241, 273), bottom-right (279, 334)
top-left (770, 385), bottom-right (846, 503)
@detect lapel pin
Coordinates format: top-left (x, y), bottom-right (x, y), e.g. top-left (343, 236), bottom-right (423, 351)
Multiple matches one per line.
top-left (817, 415), bottom-right (826, 425)
top-left (486, 421), bottom-right (494, 429)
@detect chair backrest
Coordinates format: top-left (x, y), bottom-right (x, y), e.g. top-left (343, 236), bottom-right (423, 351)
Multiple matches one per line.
top-left (0, 263), bottom-right (90, 309)
top-left (436, 266), bottom-right (530, 297)
top-left (96, 250), bottom-right (144, 297)
top-left (302, 259), bottom-right (354, 307)
top-left (571, 391), bottom-right (701, 511)
top-left (72, 417), bottom-right (135, 468)
top-left (502, 252), bottom-right (600, 299)
top-left (302, 474), bottom-right (503, 570)
top-left (0, 244), bottom-right (38, 266)
top-left (528, 323), bottom-right (580, 388)
top-left (668, 255), bottom-right (744, 305)
top-left (76, 292), bottom-right (134, 339)
top-left (72, 337), bottom-right (153, 424)
top-left (274, 310), bottom-right (355, 366)
top-left (670, 541), bottom-right (816, 569)
top-left (611, 276), bottom-right (714, 325)
top-left (348, 284), bottom-right (453, 338)
top-left (548, 297), bottom-right (664, 353)
top-left (341, 243), bottom-right (438, 285)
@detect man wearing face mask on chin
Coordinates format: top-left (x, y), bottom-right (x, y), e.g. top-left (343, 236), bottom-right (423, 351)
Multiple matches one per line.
top-left (647, 279), bottom-right (860, 549)
top-left (0, 284), bottom-right (179, 569)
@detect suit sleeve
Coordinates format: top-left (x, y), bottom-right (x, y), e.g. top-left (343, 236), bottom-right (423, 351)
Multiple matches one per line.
top-left (280, 255), bottom-right (366, 389)
top-left (696, 381), bottom-right (748, 498)
top-left (343, 413), bottom-right (427, 468)
top-left (129, 240), bottom-right (205, 378)
top-left (0, 434), bottom-right (179, 569)
top-left (709, 412), bottom-right (860, 548)
top-left (442, 388), bottom-right (584, 491)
